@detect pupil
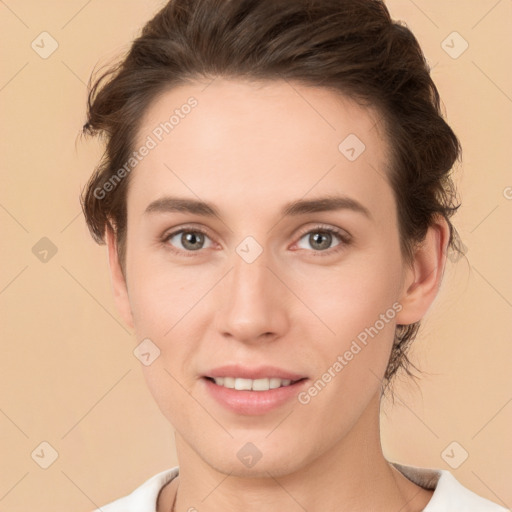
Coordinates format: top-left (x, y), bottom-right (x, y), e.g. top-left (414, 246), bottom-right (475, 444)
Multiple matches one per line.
top-left (184, 232), bottom-right (203, 250)
top-left (311, 232), bottom-right (330, 250)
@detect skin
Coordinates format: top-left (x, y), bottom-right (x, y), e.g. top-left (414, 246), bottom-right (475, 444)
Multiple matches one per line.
top-left (105, 78), bottom-right (449, 511)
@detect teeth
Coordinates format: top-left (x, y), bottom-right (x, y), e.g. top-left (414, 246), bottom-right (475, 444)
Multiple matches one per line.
top-left (235, 378), bottom-right (253, 391)
top-left (252, 378), bottom-right (271, 391)
top-left (223, 377), bottom-right (235, 388)
top-left (212, 376), bottom-right (296, 391)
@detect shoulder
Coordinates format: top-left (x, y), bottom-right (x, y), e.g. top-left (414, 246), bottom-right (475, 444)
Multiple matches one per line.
top-left (91, 466), bottom-right (179, 512)
top-left (391, 462), bottom-right (509, 512)
top-left (424, 470), bottom-right (509, 512)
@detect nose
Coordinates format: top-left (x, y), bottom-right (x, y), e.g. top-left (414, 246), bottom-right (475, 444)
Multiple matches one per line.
top-left (214, 249), bottom-right (290, 345)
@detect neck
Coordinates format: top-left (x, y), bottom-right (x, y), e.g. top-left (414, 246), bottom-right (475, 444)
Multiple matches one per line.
top-left (161, 392), bottom-right (433, 512)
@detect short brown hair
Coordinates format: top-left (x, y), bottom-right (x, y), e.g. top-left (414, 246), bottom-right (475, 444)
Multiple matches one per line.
top-left (81, 0), bottom-right (463, 396)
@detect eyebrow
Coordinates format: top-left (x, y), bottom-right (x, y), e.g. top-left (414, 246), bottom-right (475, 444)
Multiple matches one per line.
top-left (144, 195), bottom-right (372, 220)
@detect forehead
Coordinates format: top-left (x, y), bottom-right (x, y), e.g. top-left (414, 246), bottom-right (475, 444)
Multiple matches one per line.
top-left (128, 78), bottom-right (393, 219)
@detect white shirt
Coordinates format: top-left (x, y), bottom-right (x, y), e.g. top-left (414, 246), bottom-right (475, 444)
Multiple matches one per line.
top-left (94, 461), bottom-right (509, 511)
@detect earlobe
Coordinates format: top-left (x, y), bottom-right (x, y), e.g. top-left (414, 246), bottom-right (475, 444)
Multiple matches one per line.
top-left (105, 225), bottom-right (135, 330)
top-left (395, 215), bottom-right (450, 326)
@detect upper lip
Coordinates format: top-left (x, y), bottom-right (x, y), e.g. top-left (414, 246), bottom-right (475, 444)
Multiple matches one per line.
top-left (205, 364), bottom-right (307, 381)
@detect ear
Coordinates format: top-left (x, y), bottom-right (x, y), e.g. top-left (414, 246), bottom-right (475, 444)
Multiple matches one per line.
top-left (105, 225), bottom-right (134, 330)
top-left (395, 215), bottom-right (450, 325)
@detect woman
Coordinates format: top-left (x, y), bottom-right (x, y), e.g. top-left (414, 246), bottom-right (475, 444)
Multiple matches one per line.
top-left (81, 0), bottom-right (508, 510)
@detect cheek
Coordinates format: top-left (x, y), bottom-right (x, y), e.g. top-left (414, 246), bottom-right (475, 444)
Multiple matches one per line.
top-left (126, 253), bottom-right (209, 334)
top-left (139, 360), bottom-right (196, 430)
top-left (294, 250), bottom-right (403, 387)
top-left (296, 268), bottom-right (400, 421)
top-left (301, 252), bottom-right (402, 332)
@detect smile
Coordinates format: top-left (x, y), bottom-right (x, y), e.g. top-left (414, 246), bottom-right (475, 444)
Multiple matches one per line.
top-left (207, 376), bottom-right (302, 391)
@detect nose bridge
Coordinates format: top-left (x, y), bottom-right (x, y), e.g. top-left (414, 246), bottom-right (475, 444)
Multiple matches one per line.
top-left (229, 245), bottom-right (274, 308)
top-left (228, 231), bottom-right (274, 294)
top-left (215, 242), bottom-right (288, 341)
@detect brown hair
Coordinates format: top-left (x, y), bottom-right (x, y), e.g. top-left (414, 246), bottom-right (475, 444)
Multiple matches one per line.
top-left (80, 0), bottom-right (463, 396)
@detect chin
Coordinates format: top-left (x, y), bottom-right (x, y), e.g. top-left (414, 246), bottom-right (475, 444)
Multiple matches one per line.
top-left (199, 440), bottom-right (309, 479)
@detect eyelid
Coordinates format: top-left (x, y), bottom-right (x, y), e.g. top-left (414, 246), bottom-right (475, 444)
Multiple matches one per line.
top-left (162, 223), bottom-right (212, 240)
top-left (294, 223), bottom-right (352, 244)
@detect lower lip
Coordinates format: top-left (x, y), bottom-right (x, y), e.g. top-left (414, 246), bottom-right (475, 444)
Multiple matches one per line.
top-left (202, 377), bottom-right (308, 415)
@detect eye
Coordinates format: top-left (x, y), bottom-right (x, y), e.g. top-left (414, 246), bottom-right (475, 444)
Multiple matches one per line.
top-left (294, 225), bottom-right (351, 255)
top-left (160, 224), bottom-right (351, 257)
top-left (162, 227), bottom-right (213, 254)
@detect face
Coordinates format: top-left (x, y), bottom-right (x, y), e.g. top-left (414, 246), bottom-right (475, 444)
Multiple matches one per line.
top-left (114, 78), bottom-right (417, 477)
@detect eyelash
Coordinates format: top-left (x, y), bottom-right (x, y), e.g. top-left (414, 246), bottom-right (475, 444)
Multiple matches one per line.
top-left (160, 224), bottom-right (351, 258)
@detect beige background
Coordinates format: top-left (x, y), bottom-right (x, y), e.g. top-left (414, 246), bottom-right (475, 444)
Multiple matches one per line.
top-left (0, 1), bottom-right (511, 510)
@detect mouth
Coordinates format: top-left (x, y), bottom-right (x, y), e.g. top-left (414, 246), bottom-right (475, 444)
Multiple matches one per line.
top-left (201, 370), bottom-right (309, 415)
top-left (201, 365), bottom-right (309, 414)
top-left (203, 376), bottom-right (307, 391)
